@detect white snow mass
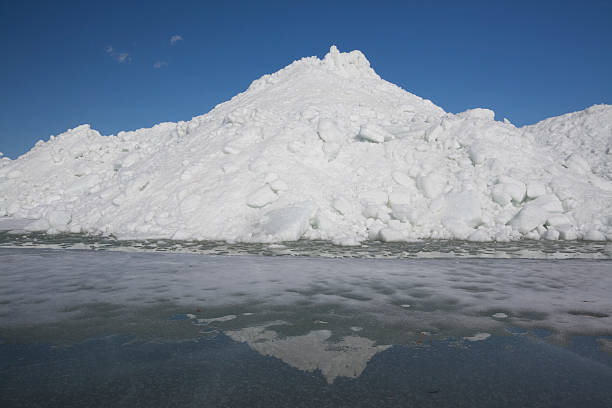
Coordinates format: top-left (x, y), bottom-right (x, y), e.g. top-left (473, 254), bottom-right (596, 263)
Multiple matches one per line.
top-left (0, 46), bottom-right (611, 243)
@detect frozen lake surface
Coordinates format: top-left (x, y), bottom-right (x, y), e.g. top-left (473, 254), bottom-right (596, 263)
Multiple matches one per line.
top-left (1, 239), bottom-right (611, 407)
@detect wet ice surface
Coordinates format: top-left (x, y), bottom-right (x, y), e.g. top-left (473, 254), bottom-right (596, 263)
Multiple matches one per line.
top-left (1, 248), bottom-right (611, 336)
top-left (1, 245), bottom-right (612, 407)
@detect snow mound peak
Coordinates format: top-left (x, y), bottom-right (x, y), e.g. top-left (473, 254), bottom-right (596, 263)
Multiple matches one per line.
top-left (245, 45), bottom-right (384, 95)
top-left (0, 46), bottom-right (611, 243)
top-left (321, 45), bottom-right (377, 78)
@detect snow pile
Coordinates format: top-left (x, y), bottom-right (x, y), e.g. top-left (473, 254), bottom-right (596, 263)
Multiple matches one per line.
top-left (0, 46), bottom-right (611, 243)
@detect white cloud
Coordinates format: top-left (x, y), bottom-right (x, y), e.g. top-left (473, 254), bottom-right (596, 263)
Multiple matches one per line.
top-left (170, 35), bottom-right (183, 45)
top-left (153, 61), bottom-right (168, 69)
top-left (106, 45), bottom-right (131, 64)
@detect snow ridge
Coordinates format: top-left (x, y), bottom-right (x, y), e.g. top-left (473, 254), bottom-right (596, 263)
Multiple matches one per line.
top-left (0, 46), bottom-right (611, 244)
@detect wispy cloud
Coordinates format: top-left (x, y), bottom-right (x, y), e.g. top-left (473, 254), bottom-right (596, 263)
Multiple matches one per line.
top-left (170, 35), bottom-right (183, 45)
top-left (153, 61), bottom-right (168, 69)
top-left (105, 45), bottom-right (131, 63)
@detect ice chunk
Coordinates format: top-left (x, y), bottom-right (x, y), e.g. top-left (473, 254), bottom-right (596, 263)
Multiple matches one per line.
top-left (583, 229), bottom-right (606, 241)
top-left (468, 228), bottom-right (490, 242)
top-left (317, 118), bottom-right (343, 143)
top-left (468, 143), bottom-right (487, 165)
top-left (557, 224), bottom-right (578, 240)
top-left (391, 171), bottom-right (415, 189)
top-left (388, 190), bottom-right (412, 206)
top-left (332, 197), bottom-right (352, 215)
top-left (491, 184), bottom-right (512, 206)
top-left (390, 204), bottom-right (412, 222)
top-left (358, 124), bottom-right (393, 143)
top-left (546, 213), bottom-right (572, 227)
top-left (196, 314), bottom-right (237, 324)
top-left (24, 219), bottom-right (50, 232)
top-left (443, 218), bottom-right (474, 239)
top-left (543, 228), bottom-right (560, 240)
top-left (379, 228), bottom-right (404, 242)
top-left (121, 153), bottom-right (140, 168)
top-left (459, 108), bottom-right (495, 120)
top-left (526, 182), bottom-right (546, 199)
top-left (463, 332), bottom-right (491, 341)
top-left (494, 178), bottom-right (526, 204)
top-left (180, 195), bottom-right (201, 214)
top-left (256, 206), bottom-right (311, 241)
top-left (360, 190), bottom-right (388, 206)
top-left (7, 170), bottom-right (22, 179)
top-left (247, 185), bottom-right (278, 208)
top-left (47, 210), bottom-right (71, 229)
top-left (417, 173), bottom-right (446, 199)
top-left (269, 179), bottom-right (288, 192)
top-left (444, 191), bottom-right (482, 228)
top-left (565, 154), bottom-right (590, 174)
top-left (425, 124), bottom-right (443, 142)
top-left (6, 202), bottom-right (21, 216)
top-left (529, 194), bottom-right (563, 213)
top-left (510, 205), bottom-right (548, 233)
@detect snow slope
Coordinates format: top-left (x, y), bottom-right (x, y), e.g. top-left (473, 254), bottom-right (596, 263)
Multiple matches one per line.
top-left (0, 46), bottom-right (611, 243)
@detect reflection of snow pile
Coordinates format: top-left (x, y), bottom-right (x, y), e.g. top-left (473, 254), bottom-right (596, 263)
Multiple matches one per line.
top-left (0, 45), bottom-right (611, 243)
top-left (226, 322), bottom-right (389, 384)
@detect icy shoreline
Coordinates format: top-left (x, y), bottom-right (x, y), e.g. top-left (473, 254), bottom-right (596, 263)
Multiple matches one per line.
top-left (1, 46), bottom-right (610, 243)
top-left (1, 227), bottom-right (610, 259)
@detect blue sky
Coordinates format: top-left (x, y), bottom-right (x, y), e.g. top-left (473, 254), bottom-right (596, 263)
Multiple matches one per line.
top-left (1, 0), bottom-right (611, 158)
